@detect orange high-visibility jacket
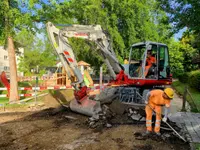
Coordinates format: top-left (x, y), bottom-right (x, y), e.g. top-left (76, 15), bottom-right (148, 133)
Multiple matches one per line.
top-left (146, 56), bottom-right (156, 66)
top-left (147, 90), bottom-right (171, 107)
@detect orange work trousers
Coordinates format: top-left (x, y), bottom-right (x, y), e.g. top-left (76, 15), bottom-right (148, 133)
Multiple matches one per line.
top-left (145, 102), bottom-right (162, 133)
top-left (144, 65), bottom-right (151, 77)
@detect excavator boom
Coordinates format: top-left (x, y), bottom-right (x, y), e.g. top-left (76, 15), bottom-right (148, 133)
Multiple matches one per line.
top-left (46, 22), bottom-right (122, 87)
top-left (46, 22), bottom-right (83, 86)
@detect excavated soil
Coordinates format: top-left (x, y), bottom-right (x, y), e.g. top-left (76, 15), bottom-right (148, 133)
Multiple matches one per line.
top-left (0, 90), bottom-right (190, 150)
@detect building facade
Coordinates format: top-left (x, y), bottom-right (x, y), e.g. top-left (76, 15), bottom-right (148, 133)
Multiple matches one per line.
top-left (0, 46), bottom-right (24, 77)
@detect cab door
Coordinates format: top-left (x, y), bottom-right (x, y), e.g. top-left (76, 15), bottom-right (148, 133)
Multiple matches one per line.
top-left (158, 45), bottom-right (170, 79)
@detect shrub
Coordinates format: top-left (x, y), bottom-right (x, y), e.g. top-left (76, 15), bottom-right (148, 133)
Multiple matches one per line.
top-left (171, 70), bottom-right (184, 78)
top-left (188, 70), bottom-right (200, 90)
top-left (0, 82), bottom-right (3, 87)
top-left (0, 82), bottom-right (3, 94)
top-left (178, 72), bottom-right (190, 83)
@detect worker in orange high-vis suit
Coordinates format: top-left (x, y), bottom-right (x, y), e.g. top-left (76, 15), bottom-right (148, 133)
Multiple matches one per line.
top-left (144, 88), bottom-right (174, 136)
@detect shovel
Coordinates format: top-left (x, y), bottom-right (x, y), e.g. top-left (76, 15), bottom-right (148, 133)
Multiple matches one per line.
top-left (146, 103), bottom-right (187, 142)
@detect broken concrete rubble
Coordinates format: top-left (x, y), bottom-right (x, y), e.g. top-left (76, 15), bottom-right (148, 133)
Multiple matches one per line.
top-left (69, 87), bottom-right (189, 144)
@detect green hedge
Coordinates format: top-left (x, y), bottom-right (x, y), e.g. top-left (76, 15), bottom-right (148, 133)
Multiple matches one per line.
top-left (178, 72), bottom-right (190, 83)
top-left (189, 70), bottom-right (200, 90)
top-left (178, 70), bottom-right (200, 90)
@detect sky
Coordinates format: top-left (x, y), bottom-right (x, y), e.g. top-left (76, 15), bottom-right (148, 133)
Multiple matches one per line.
top-left (174, 28), bottom-right (186, 41)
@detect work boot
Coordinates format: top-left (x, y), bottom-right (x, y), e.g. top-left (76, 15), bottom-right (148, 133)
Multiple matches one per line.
top-left (142, 130), bottom-right (151, 137)
top-left (155, 132), bottom-right (161, 136)
top-left (135, 131), bottom-right (151, 140)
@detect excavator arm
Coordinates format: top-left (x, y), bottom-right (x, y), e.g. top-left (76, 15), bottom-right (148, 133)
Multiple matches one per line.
top-left (46, 22), bottom-right (83, 86)
top-left (46, 22), bottom-right (122, 81)
top-left (46, 22), bottom-right (125, 101)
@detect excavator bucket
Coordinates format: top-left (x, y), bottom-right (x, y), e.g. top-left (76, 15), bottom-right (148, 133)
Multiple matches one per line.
top-left (70, 96), bottom-right (102, 117)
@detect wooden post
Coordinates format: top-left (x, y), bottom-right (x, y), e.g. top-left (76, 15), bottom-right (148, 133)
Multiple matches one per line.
top-left (34, 77), bottom-right (38, 105)
top-left (181, 86), bottom-right (187, 112)
top-left (3, 104), bottom-right (5, 112)
top-left (187, 88), bottom-right (199, 112)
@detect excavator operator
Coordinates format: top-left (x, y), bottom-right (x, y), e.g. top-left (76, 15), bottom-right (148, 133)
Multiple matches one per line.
top-left (144, 50), bottom-right (156, 77)
top-left (146, 50), bottom-right (156, 66)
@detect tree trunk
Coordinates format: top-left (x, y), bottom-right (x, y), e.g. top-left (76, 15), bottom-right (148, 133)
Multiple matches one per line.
top-left (8, 37), bottom-right (19, 102)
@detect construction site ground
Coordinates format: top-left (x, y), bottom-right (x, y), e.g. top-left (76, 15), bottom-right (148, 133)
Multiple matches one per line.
top-left (0, 90), bottom-right (190, 150)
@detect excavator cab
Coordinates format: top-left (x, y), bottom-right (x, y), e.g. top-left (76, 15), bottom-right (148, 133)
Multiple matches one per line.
top-left (119, 42), bottom-right (171, 105)
top-left (127, 42), bottom-right (171, 80)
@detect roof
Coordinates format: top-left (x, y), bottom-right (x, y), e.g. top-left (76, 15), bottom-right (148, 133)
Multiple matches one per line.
top-left (78, 61), bottom-right (90, 66)
top-left (131, 41), bottom-right (167, 47)
top-left (55, 61), bottom-right (91, 67)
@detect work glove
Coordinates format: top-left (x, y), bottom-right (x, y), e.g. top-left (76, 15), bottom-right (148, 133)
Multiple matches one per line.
top-left (162, 117), bottom-right (167, 122)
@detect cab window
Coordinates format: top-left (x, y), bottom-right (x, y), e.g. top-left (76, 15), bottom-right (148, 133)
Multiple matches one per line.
top-left (158, 46), bottom-right (169, 78)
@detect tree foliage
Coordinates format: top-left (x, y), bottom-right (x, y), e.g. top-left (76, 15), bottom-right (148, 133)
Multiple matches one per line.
top-left (18, 36), bottom-right (57, 75)
top-left (4, 0), bottom-right (196, 78)
top-left (0, 0), bottom-right (34, 45)
top-left (179, 40), bottom-right (198, 72)
top-left (0, 0), bottom-right (57, 75)
top-left (169, 35), bottom-right (198, 77)
top-left (159, 0), bottom-right (200, 33)
top-left (159, 0), bottom-right (200, 72)
top-left (33, 0), bottom-right (171, 67)
top-left (168, 40), bottom-right (184, 77)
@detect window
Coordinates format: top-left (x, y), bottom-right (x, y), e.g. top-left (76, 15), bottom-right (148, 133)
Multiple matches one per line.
top-left (158, 46), bottom-right (169, 78)
top-left (4, 66), bottom-right (9, 70)
top-left (4, 56), bottom-right (8, 60)
top-left (159, 47), bottom-right (165, 60)
top-left (129, 45), bottom-right (146, 78)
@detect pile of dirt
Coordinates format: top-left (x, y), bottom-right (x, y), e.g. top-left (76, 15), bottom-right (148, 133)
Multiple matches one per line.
top-left (44, 89), bottom-right (74, 108)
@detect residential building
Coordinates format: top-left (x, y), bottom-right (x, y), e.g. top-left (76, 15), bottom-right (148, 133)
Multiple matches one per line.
top-left (0, 46), bottom-right (24, 77)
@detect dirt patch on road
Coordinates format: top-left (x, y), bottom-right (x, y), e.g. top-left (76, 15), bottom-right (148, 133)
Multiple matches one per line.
top-left (0, 107), bottom-right (190, 150)
top-left (0, 90), bottom-right (190, 150)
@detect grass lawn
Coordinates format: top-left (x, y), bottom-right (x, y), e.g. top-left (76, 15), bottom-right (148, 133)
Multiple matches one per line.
top-left (0, 92), bottom-right (48, 109)
top-left (0, 82), bottom-right (49, 107)
top-left (0, 97), bottom-right (9, 104)
top-left (0, 81), bottom-right (46, 102)
top-left (0, 81), bottom-right (49, 109)
top-left (194, 143), bottom-right (200, 150)
top-left (172, 81), bottom-right (200, 112)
